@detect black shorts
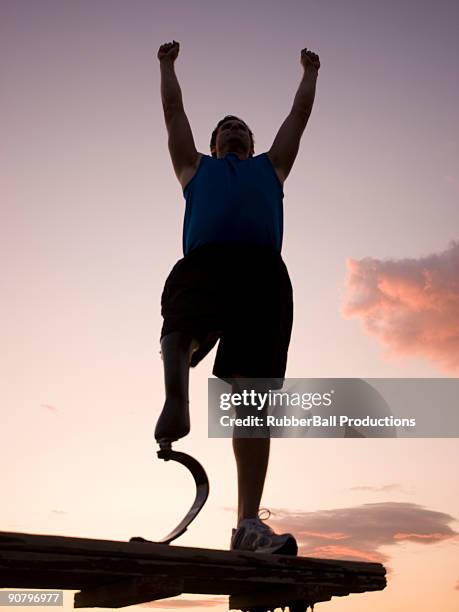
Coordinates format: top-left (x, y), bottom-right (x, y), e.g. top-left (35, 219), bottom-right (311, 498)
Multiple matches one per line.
top-left (160, 242), bottom-right (293, 390)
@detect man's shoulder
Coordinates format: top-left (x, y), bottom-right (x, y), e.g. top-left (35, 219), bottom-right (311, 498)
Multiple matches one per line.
top-left (259, 151), bottom-right (285, 186)
top-left (181, 153), bottom-right (206, 191)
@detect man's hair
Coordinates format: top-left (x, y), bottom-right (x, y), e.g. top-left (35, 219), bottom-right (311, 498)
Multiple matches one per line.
top-left (210, 115), bottom-right (255, 158)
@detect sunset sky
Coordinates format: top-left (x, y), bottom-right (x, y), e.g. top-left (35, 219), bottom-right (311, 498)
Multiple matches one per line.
top-left (1, 0), bottom-right (458, 611)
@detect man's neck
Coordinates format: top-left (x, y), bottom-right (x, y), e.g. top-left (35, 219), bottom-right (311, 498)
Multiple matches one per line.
top-left (217, 149), bottom-right (249, 161)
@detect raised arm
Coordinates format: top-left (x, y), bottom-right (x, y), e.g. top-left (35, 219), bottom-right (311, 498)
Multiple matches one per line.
top-left (158, 41), bottom-right (200, 187)
top-left (268, 48), bottom-right (320, 183)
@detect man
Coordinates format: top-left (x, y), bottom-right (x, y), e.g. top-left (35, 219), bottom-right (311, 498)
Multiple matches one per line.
top-left (155, 40), bottom-right (320, 554)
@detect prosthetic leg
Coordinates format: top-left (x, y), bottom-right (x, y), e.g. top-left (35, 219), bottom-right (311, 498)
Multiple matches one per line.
top-left (130, 332), bottom-right (209, 545)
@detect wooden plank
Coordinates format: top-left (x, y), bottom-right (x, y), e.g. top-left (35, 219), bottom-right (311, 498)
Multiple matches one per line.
top-left (0, 532), bottom-right (385, 574)
top-left (0, 531), bottom-right (386, 609)
top-left (0, 549), bottom-right (379, 588)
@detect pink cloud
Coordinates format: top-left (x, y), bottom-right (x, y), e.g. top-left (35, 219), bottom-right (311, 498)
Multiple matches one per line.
top-left (262, 502), bottom-right (458, 564)
top-left (342, 240), bottom-right (459, 373)
top-left (42, 403), bottom-right (59, 413)
top-left (445, 175), bottom-right (459, 192)
top-left (299, 530), bottom-right (349, 540)
top-left (139, 597), bottom-right (227, 608)
top-left (303, 544), bottom-right (383, 563)
top-left (349, 483), bottom-right (409, 493)
top-left (393, 532), bottom-right (452, 542)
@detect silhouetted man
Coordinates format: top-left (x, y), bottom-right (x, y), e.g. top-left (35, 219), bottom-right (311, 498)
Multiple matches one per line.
top-left (155, 40), bottom-right (319, 553)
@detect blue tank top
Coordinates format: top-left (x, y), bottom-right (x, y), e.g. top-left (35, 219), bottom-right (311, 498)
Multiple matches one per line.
top-left (182, 152), bottom-right (284, 255)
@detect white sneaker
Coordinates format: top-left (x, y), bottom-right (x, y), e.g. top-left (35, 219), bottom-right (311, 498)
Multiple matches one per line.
top-left (230, 514), bottom-right (297, 555)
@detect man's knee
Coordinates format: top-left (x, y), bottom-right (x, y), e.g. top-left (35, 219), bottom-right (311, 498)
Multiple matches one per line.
top-left (160, 331), bottom-right (200, 363)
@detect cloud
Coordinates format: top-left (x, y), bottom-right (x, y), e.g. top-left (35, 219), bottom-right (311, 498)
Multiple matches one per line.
top-left (342, 240), bottom-right (459, 373)
top-left (42, 403), bottom-right (59, 413)
top-left (445, 175), bottom-right (459, 192)
top-left (139, 597), bottom-right (227, 608)
top-left (264, 502), bottom-right (458, 564)
top-left (455, 579), bottom-right (459, 591)
top-left (349, 484), bottom-right (409, 493)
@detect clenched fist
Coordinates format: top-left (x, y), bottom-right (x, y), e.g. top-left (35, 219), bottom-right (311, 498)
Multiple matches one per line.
top-left (301, 48), bottom-right (320, 72)
top-left (158, 40), bottom-right (180, 63)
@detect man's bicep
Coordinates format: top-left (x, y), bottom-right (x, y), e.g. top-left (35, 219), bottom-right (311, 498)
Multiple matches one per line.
top-left (164, 106), bottom-right (199, 181)
top-left (268, 109), bottom-right (309, 182)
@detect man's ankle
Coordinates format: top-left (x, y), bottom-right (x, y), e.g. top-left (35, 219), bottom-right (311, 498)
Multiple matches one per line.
top-left (237, 514), bottom-right (258, 526)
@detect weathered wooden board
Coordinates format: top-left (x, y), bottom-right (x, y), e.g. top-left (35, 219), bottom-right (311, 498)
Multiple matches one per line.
top-left (0, 531), bottom-right (386, 609)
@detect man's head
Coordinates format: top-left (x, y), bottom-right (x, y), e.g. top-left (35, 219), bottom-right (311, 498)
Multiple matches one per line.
top-left (210, 115), bottom-right (255, 159)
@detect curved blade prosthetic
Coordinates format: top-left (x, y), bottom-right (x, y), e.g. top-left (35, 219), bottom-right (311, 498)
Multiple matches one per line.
top-left (130, 440), bottom-right (209, 545)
